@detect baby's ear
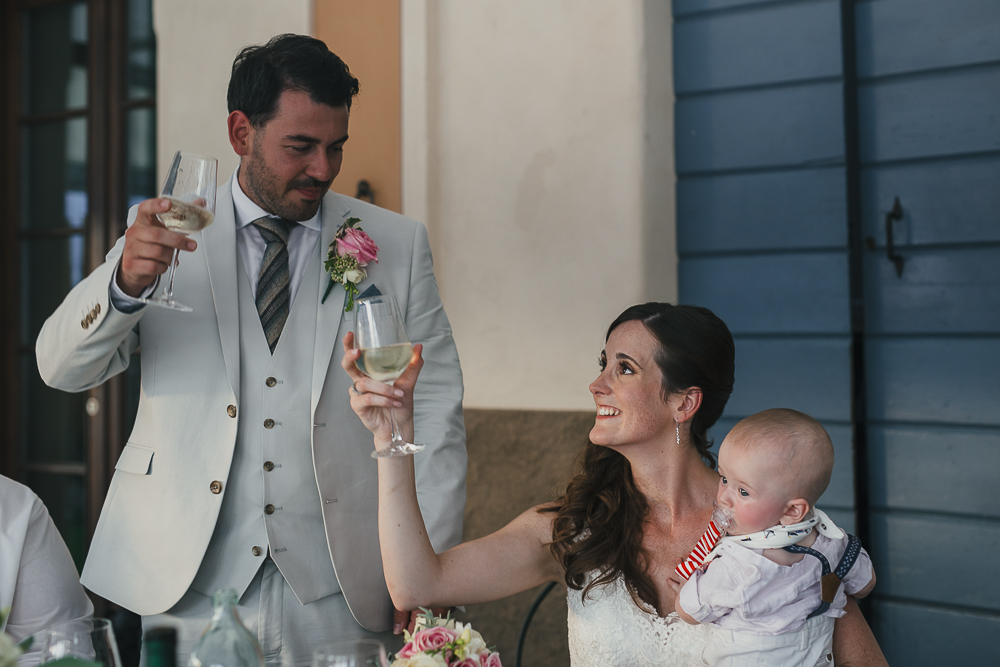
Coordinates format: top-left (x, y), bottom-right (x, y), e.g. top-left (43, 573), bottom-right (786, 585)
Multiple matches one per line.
top-left (779, 499), bottom-right (811, 525)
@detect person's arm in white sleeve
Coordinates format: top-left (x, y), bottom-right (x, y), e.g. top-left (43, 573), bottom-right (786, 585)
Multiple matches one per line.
top-left (403, 221), bottom-right (467, 554)
top-left (4, 496), bottom-right (94, 649)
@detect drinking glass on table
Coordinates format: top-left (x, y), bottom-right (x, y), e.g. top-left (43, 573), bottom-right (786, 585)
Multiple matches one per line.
top-left (37, 618), bottom-right (122, 667)
top-left (312, 640), bottom-right (388, 667)
top-left (354, 294), bottom-right (425, 458)
top-left (139, 150), bottom-right (217, 312)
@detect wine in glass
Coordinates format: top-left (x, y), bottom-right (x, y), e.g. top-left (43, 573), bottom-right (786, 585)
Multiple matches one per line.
top-left (312, 640), bottom-right (388, 667)
top-left (354, 294), bottom-right (425, 458)
top-left (139, 150), bottom-right (217, 312)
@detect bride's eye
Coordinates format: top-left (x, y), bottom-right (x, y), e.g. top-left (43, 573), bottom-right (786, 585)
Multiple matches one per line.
top-left (598, 355), bottom-right (607, 370)
top-left (619, 361), bottom-right (633, 375)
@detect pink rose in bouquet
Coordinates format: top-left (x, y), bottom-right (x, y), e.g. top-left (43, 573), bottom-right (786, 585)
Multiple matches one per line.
top-left (396, 642), bottom-right (416, 660)
top-left (479, 653), bottom-right (502, 667)
top-left (412, 626), bottom-right (458, 653)
top-left (450, 659), bottom-right (478, 667)
top-left (337, 227), bottom-right (379, 266)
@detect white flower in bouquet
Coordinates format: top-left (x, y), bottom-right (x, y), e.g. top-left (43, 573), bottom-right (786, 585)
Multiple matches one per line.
top-left (0, 609), bottom-right (24, 667)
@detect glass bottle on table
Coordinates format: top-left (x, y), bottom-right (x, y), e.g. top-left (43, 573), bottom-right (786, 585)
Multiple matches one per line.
top-left (144, 627), bottom-right (177, 667)
top-left (188, 590), bottom-right (264, 667)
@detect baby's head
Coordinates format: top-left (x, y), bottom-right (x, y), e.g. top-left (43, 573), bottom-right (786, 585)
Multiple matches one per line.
top-left (716, 408), bottom-right (834, 536)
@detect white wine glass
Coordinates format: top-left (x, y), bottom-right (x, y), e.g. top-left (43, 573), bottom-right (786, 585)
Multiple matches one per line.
top-left (354, 294), bottom-right (425, 458)
top-left (312, 640), bottom-right (388, 667)
top-left (139, 150), bottom-right (217, 312)
top-left (37, 618), bottom-right (123, 667)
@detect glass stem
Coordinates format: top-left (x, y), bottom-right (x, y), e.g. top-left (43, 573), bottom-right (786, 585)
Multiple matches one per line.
top-left (163, 248), bottom-right (180, 300)
top-left (389, 406), bottom-right (405, 445)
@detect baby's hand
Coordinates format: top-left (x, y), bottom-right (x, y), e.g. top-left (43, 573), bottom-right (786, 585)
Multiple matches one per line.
top-left (667, 575), bottom-right (700, 625)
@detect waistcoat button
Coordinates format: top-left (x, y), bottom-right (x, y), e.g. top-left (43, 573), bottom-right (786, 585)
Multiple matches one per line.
top-left (266, 377), bottom-right (277, 387)
top-left (210, 480), bottom-right (223, 494)
top-left (264, 418), bottom-right (275, 429)
top-left (264, 504), bottom-right (275, 515)
top-left (252, 546), bottom-right (262, 557)
top-left (227, 405), bottom-right (237, 418)
top-left (263, 461), bottom-right (274, 472)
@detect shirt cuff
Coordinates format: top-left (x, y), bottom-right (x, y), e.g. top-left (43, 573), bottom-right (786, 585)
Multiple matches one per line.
top-left (109, 260), bottom-right (157, 313)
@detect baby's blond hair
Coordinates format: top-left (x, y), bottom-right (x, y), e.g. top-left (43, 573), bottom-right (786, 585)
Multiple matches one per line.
top-left (726, 408), bottom-right (834, 506)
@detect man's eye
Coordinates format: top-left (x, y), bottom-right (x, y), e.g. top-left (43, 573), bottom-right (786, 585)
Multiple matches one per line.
top-left (290, 145), bottom-right (310, 153)
top-left (739, 488), bottom-right (749, 497)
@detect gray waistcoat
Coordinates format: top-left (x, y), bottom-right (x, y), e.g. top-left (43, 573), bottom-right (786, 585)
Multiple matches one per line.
top-left (191, 246), bottom-right (339, 604)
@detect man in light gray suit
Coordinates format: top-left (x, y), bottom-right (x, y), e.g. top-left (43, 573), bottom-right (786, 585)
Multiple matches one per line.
top-left (36, 34), bottom-right (466, 665)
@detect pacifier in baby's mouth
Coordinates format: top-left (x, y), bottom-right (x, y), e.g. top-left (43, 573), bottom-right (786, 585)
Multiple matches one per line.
top-left (711, 503), bottom-right (733, 534)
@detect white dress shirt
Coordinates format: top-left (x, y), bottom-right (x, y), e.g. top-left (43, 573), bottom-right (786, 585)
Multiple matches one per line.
top-left (0, 475), bottom-right (93, 651)
top-left (110, 168), bottom-right (321, 312)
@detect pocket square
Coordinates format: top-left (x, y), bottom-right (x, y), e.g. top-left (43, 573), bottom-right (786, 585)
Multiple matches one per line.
top-left (358, 284), bottom-right (382, 299)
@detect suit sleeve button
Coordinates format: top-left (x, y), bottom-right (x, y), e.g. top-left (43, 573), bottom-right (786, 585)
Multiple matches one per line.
top-left (227, 405), bottom-right (237, 418)
top-left (252, 546), bottom-right (262, 557)
top-left (264, 419), bottom-right (275, 429)
top-left (210, 480), bottom-right (223, 494)
top-left (265, 377), bottom-right (276, 387)
top-left (95, 303), bottom-right (101, 314)
top-left (264, 504), bottom-right (275, 515)
top-left (81, 319), bottom-right (89, 330)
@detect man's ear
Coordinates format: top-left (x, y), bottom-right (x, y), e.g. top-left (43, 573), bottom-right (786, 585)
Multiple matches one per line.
top-left (228, 110), bottom-right (254, 156)
top-left (780, 499), bottom-right (811, 525)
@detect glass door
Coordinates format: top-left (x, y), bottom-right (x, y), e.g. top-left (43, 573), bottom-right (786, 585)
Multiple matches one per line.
top-left (1, 0), bottom-right (156, 578)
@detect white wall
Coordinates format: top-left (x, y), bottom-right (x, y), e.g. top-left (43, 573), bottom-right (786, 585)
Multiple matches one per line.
top-left (403, 0), bottom-right (676, 410)
top-left (154, 0), bottom-right (313, 182)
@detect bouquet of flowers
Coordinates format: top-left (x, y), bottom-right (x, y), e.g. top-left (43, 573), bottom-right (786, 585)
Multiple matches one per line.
top-left (391, 610), bottom-right (502, 667)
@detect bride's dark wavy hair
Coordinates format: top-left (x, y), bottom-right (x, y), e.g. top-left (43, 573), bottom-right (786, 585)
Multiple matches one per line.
top-left (542, 302), bottom-right (735, 615)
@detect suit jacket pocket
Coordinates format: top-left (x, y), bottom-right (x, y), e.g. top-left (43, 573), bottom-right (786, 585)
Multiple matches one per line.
top-left (115, 443), bottom-right (154, 475)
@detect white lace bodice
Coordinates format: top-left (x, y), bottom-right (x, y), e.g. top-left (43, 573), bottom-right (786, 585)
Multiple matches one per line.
top-left (567, 575), bottom-right (711, 666)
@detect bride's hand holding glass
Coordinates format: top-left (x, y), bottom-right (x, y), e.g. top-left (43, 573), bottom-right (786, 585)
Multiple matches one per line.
top-left (341, 331), bottom-right (423, 453)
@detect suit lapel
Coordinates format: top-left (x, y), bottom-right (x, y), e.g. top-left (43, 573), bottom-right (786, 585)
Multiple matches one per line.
top-left (311, 193), bottom-right (351, 414)
top-left (203, 172), bottom-right (241, 399)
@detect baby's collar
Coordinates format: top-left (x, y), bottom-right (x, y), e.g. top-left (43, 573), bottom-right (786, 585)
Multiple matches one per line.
top-left (721, 508), bottom-right (844, 550)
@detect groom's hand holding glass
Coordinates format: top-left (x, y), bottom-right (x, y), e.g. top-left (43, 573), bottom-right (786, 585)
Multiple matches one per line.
top-left (117, 197), bottom-right (199, 297)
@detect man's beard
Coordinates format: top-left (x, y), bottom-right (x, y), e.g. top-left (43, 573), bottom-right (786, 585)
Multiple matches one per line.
top-left (242, 141), bottom-right (329, 222)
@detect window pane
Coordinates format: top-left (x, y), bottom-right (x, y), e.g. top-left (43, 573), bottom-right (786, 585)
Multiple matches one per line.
top-left (22, 1), bottom-right (88, 116)
top-left (20, 235), bottom-right (87, 345)
top-left (126, 0), bottom-right (156, 100)
top-left (21, 118), bottom-right (89, 231)
top-left (26, 471), bottom-right (86, 571)
top-left (126, 107), bottom-right (157, 207)
top-left (21, 355), bottom-right (86, 464)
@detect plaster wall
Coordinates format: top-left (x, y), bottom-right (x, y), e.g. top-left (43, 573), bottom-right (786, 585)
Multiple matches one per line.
top-left (154, 0), bottom-right (312, 181)
top-left (403, 0), bottom-right (677, 410)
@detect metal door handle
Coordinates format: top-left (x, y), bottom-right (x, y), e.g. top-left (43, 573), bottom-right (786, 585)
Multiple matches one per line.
top-left (885, 196), bottom-right (905, 277)
top-left (356, 180), bottom-right (375, 205)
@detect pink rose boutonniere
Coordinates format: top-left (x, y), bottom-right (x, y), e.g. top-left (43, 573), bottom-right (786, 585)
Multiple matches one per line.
top-left (322, 216), bottom-right (379, 311)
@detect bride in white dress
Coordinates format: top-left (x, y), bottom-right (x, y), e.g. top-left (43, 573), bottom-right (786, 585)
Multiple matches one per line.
top-left (342, 302), bottom-right (886, 666)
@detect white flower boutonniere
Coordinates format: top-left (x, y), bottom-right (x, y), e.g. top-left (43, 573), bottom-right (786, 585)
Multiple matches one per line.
top-left (322, 217), bottom-right (379, 311)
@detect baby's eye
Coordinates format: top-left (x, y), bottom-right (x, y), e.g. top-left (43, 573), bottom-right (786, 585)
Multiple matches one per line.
top-left (739, 488), bottom-right (749, 497)
top-left (720, 475), bottom-right (727, 485)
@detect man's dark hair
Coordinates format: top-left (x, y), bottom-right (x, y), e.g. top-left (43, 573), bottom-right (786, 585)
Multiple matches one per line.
top-left (228, 33), bottom-right (360, 128)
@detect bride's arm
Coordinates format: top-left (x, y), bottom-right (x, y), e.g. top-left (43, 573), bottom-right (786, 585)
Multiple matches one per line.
top-left (341, 335), bottom-right (563, 610)
top-left (832, 598), bottom-right (889, 667)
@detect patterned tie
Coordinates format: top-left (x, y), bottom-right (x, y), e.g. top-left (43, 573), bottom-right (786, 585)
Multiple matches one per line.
top-left (252, 216), bottom-right (292, 353)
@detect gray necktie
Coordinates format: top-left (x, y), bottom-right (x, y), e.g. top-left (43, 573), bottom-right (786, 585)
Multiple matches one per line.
top-left (252, 216), bottom-right (292, 353)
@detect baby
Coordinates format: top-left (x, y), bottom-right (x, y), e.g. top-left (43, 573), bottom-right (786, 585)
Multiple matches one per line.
top-left (671, 408), bottom-right (876, 667)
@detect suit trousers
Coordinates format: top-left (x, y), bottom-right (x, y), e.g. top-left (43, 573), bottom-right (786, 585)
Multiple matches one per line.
top-left (140, 558), bottom-right (402, 667)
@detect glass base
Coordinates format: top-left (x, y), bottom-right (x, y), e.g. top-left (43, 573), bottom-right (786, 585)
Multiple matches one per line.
top-left (138, 295), bottom-right (193, 312)
top-left (371, 442), bottom-right (426, 458)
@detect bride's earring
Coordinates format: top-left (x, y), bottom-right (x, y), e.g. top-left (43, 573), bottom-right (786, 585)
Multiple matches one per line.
top-left (676, 421), bottom-right (681, 445)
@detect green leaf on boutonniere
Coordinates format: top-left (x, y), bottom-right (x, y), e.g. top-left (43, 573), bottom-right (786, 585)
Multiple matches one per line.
top-left (321, 276), bottom-right (336, 304)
